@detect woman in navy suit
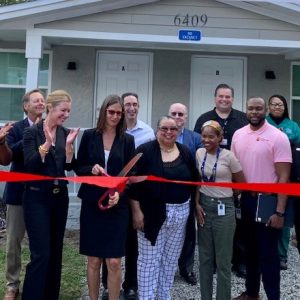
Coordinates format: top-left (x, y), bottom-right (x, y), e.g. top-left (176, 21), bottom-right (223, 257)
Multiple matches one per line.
top-left (22, 90), bottom-right (79, 300)
top-left (76, 95), bottom-right (135, 300)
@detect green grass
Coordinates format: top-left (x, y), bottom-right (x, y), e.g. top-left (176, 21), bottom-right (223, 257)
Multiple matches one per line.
top-left (0, 231), bottom-right (86, 300)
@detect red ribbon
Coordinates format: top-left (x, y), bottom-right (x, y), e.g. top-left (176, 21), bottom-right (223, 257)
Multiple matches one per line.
top-left (0, 170), bottom-right (300, 196)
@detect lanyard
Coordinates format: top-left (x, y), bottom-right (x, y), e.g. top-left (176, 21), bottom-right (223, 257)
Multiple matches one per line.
top-left (200, 147), bottom-right (221, 182)
top-left (218, 118), bottom-right (228, 131)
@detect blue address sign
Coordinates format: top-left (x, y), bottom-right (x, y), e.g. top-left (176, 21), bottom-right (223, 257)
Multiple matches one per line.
top-left (178, 30), bottom-right (201, 41)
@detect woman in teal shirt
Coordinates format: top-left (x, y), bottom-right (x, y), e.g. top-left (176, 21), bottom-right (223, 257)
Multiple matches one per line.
top-left (266, 94), bottom-right (300, 270)
top-left (266, 94), bottom-right (300, 145)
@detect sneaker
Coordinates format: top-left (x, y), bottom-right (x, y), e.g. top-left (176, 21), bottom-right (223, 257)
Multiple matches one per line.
top-left (3, 288), bottom-right (19, 300)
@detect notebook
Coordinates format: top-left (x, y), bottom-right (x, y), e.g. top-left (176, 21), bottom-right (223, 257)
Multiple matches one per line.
top-left (255, 194), bottom-right (294, 227)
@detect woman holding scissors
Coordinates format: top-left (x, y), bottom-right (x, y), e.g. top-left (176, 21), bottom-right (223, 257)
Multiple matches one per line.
top-left (76, 94), bottom-right (135, 300)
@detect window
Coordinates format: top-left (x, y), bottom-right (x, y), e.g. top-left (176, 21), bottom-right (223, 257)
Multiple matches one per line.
top-left (0, 51), bottom-right (50, 122)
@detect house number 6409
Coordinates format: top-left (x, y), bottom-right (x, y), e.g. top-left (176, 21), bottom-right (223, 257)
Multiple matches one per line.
top-left (173, 14), bottom-right (208, 27)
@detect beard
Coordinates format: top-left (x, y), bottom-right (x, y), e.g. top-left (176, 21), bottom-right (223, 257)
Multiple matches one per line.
top-left (248, 116), bottom-right (265, 128)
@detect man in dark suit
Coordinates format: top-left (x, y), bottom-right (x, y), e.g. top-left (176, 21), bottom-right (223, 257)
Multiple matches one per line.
top-left (168, 102), bottom-right (202, 285)
top-left (3, 89), bottom-right (45, 300)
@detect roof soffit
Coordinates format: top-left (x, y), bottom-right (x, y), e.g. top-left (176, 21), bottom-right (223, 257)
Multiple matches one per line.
top-left (217, 1), bottom-right (300, 26)
top-left (0, 0), bottom-right (160, 25)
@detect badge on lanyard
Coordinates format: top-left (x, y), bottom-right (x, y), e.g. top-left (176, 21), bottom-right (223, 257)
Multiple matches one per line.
top-left (235, 207), bottom-right (242, 219)
top-left (218, 201), bottom-right (225, 216)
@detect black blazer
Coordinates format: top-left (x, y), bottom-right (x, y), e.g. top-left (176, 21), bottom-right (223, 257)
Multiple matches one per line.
top-left (76, 128), bottom-right (135, 202)
top-left (23, 120), bottom-right (75, 190)
top-left (3, 118), bottom-right (29, 205)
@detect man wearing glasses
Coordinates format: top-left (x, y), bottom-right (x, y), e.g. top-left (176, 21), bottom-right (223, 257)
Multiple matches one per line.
top-left (168, 102), bottom-right (202, 285)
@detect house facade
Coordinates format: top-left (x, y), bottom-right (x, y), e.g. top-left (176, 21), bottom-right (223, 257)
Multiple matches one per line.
top-left (1, 0), bottom-right (300, 227)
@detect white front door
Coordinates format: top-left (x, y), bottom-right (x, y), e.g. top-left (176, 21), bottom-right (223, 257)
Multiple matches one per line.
top-left (95, 51), bottom-right (153, 125)
top-left (189, 56), bottom-right (247, 129)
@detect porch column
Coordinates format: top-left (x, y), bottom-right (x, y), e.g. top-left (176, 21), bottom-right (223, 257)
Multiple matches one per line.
top-left (25, 29), bottom-right (43, 92)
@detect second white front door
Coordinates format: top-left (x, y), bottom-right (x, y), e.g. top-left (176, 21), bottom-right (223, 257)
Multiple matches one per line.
top-left (189, 56), bottom-right (247, 129)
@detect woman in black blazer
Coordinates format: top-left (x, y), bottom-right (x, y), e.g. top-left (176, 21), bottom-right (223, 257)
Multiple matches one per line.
top-left (76, 95), bottom-right (135, 300)
top-left (22, 90), bottom-right (79, 300)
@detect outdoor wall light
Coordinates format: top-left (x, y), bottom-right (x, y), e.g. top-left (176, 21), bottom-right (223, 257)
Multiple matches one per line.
top-left (265, 70), bottom-right (276, 79)
top-left (67, 61), bottom-right (77, 70)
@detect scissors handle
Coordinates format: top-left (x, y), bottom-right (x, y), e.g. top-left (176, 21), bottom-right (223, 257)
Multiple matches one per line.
top-left (98, 187), bottom-right (117, 210)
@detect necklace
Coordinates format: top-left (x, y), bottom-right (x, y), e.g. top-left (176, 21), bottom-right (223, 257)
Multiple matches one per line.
top-left (160, 145), bottom-right (176, 153)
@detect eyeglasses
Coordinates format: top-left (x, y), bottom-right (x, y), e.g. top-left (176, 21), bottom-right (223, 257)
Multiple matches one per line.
top-left (170, 112), bottom-right (184, 117)
top-left (106, 109), bottom-right (123, 117)
top-left (269, 103), bottom-right (284, 108)
top-left (159, 126), bottom-right (178, 133)
top-left (124, 102), bottom-right (138, 108)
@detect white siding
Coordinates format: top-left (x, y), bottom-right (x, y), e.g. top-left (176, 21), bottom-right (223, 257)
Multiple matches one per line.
top-left (36, 0), bottom-right (300, 41)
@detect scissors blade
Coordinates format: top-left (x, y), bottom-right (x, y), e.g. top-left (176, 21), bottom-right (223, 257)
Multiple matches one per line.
top-left (117, 152), bottom-right (142, 177)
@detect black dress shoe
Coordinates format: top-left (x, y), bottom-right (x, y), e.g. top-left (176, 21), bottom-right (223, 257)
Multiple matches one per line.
top-left (232, 264), bottom-right (247, 279)
top-left (124, 288), bottom-right (137, 300)
top-left (280, 260), bottom-right (288, 270)
top-left (180, 271), bottom-right (197, 285)
top-left (101, 288), bottom-right (109, 300)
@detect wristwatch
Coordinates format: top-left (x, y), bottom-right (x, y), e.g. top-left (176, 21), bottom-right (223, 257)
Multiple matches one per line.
top-left (275, 211), bottom-right (285, 217)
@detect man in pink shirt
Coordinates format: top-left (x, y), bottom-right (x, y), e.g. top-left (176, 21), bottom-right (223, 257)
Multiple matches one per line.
top-left (231, 97), bottom-right (292, 300)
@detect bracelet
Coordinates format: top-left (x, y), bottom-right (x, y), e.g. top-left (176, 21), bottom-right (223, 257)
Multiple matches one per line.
top-left (275, 211), bottom-right (285, 217)
top-left (39, 145), bottom-right (49, 154)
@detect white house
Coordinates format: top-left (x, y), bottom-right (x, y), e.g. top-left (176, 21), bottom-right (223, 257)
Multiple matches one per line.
top-left (1, 0), bottom-right (300, 227)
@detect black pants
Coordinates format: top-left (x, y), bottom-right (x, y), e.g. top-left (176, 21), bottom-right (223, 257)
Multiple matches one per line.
top-left (241, 193), bottom-right (280, 300)
top-left (178, 204), bottom-right (196, 274)
top-left (22, 187), bottom-right (69, 300)
top-left (294, 196), bottom-right (300, 254)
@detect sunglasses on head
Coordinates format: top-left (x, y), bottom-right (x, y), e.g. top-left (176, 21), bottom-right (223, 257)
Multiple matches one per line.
top-left (106, 109), bottom-right (123, 117)
top-left (170, 112), bottom-right (184, 117)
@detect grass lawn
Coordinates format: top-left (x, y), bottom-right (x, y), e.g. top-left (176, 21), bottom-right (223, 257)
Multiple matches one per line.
top-left (0, 229), bottom-right (86, 300)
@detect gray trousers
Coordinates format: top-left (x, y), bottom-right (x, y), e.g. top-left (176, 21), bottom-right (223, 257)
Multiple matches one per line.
top-left (5, 204), bottom-right (26, 289)
top-left (198, 194), bottom-right (235, 300)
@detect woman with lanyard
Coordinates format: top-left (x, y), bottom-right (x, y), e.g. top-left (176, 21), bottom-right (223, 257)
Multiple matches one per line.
top-left (195, 120), bottom-right (245, 300)
top-left (266, 94), bottom-right (300, 270)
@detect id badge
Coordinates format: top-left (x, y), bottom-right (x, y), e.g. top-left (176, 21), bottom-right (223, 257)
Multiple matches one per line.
top-left (218, 202), bottom-right (225, 216)
top-left (220, 138), bottom-right (228, 146)
top-left (236, 207), bottom-right (242, 219)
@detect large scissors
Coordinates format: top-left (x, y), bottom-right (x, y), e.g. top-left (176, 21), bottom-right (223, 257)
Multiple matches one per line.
top-left (98, 152), bottom-right (143, 210)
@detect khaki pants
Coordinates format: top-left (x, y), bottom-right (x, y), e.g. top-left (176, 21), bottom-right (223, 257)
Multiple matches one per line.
top-left (5, 204), bottom-right (26, 289)
top-left (197, 194), bottom-right (236, 300)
